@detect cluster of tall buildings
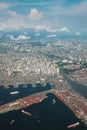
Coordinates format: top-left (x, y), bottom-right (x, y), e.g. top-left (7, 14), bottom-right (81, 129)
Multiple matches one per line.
top-left (0, 54), bottom-right (59, 85)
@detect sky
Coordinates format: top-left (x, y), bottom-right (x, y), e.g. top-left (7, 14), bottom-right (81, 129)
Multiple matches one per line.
top-left (0, 0), bottom-right (87, 35)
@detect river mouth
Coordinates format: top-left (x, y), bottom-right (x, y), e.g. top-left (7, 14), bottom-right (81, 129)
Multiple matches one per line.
top-left (0, 93), bottom-right (86, 130)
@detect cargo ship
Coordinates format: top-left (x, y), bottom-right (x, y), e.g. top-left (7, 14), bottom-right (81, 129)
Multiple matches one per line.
top-left (67, 122), bottom-right (80, 128)
top-left (21, 110), bottom-right (32, 117)
top-left (52, 99), bottom-right (56, 104)
top-left (10, 91), bottom-right (19, 95)
top-left (10, 120), bottom-right (15, 125)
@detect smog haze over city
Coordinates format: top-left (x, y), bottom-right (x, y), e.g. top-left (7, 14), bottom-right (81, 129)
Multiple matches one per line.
top-left (0, 0), bottom-right (87, 130)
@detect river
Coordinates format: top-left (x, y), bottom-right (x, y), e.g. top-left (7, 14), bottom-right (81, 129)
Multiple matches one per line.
top-left (63, 74), bottom-right (87, 99)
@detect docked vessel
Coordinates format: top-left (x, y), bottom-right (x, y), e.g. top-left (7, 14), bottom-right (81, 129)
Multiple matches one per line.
top-left (21, 110), bottom-right (32, 117)
top-left (52, 98), bottom-right (56, 104)
top-left (10, 91), bottom-right (19, 95)
top-left (67, 122), bottom-right (80, 128)
top-left (10, 120), bottom-right (15, 125)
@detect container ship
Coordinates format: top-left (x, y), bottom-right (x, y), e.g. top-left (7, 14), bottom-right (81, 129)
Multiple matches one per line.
top-left (67, 122), bottom-right (80, 128)
top-left (10, 91), bottom-right (19, 95)
top-left (21, 110), bottom-right (32, 117)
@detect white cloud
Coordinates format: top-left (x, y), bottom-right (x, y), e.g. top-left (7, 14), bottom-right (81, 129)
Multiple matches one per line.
top-left (0, 23), bottom-right (7, 31)
top-left (31, 25), bottom-right (69, 33)
top-left (8, 10), bottom-right (17, 17)
top-left (46, 28), bottom-right (58, 32)
top-left (59, 27), bottom-right (69, 32)
top-left (76, 32), bottom-right (80, 35)
top-left (7, 35), bottom-right (14, 40)
top-left (34, 33), bottom-right (40, 36)
top-left (24, 32), bottom-right (27, 35)
top-left (16, 35), bottom-right (31, 40)
top-left (7, 18), bottom-right (27, 30)
top-left (8, 35), bottom-right (31, 40)
top-left (0, 0), bottom-right (87, 34)
top-left (0, 26), bottom-right (4, 31)
top-left (46, 34), bottom-right (56, 38)
top-left (34, 25), bottom-right (58, 32)
top-left (0, 3), bottom-right (10, 10)
top-left (34, 25), bottom-right (49, 31)
top-left (0, 2), bottom-right (70, 32)
top-left (0, 12), bottom-right (27, 31)
top-left (0, 8), bottom-right (44, 31)
top-left (29, 8), bottom-right (43, 21)
top-left (0, 34), bottom-right (4, 38)
top-left (53, 0), bottom-right (87, 16)
top-left (70, 1), bottom-right (87, 16)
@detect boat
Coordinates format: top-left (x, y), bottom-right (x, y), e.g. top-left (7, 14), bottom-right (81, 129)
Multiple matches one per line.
top-left (67, 122), bottom-right (80, 128)
top-left (52, 99), bottom-right (56, 104)
top-left (10, 120), bottom-right (15, 124)
top-left (21, 110), bottom-right (32, 117)
top-left (10, 91), bottom-right (19, 95)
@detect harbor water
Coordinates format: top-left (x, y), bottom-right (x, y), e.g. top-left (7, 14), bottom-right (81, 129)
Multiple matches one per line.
top-left (0, 84), bottom-right (86, 130)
